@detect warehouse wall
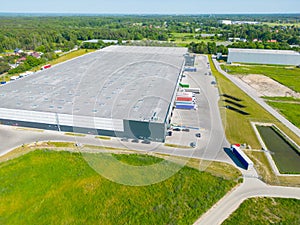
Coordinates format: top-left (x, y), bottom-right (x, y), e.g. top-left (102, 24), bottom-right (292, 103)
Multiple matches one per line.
top-left (123, 120), bottom-right (166, 142)
top-left (0, 117), bottom-right (166, 142)
top-left (227, 52), bottom-right (300, 65)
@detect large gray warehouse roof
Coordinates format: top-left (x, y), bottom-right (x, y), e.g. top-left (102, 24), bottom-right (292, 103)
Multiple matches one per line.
top-left (0, 46), bottom-right (187, 127)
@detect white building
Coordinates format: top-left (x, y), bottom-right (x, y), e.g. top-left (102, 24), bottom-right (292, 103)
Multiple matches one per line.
top-left (219, 20), bottom-right (232, 25)
top-left (227, 48), bottom-right (300, 66)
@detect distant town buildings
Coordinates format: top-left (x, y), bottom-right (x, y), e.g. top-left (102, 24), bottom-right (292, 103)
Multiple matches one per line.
top-left (219, 20), bottom-right (260, 25)
top-left (228, 37), bottom-right (247, 42)
top-left (219, 20), bottom-right (232, 25)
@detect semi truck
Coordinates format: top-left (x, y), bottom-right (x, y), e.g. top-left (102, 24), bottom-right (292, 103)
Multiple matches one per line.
top-left (176, 96), bottom-right (194, 102)
top-left (176, 101), bottom-right (195, 105)
top-left (176, 104), bottom-right (196, 110)
top-left (231, 144), bottom-right (254, 170)
top-left (183, 88), bottom-right (200, 94)
top-left (177, 92), bottom-right (195, 97)
top-left (184, 67), bottom-right (197, 72)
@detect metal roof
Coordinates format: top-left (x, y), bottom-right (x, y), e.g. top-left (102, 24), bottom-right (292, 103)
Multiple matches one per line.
top-left (0, 46), bottom-right (187, 124)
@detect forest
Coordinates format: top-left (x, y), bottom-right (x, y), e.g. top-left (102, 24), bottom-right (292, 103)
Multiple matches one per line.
top-left (0, 14), bottom-right (299, 74)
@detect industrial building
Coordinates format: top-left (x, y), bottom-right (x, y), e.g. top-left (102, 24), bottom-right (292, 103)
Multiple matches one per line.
top-left (0, 46), bottom-right (187, 142)
top-left (227, 48), bottom-right (300, 66)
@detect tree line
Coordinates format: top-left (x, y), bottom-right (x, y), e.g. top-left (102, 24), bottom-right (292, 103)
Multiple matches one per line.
top-left (0, 15), bottom-right (299, 75)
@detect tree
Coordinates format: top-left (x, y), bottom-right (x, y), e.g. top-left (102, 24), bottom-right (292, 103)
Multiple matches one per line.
top-left (207, 42), bottom-right (217, 54)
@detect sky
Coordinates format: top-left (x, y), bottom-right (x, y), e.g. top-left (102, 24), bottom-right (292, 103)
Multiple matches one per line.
top-left (1, 0), bottom-right (300, 14)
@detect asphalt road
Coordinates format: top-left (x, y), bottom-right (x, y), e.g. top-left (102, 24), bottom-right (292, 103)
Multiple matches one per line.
top-left (213, 59), bottom-right (300, 138)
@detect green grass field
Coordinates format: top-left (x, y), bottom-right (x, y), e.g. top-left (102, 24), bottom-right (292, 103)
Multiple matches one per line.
top-left (169, 32), bottom-right (212, 45)
top-left (266, 101), bottom-right (300, 128)
top-left (221, 64), bottom-right (300, 92)
top-left (222, 197), bottom-right (300, 225)
top-left (262, 97), bottom-right (300, 129)
top-left (263, 22), bottom-right (300, 27)
top-left (0, 150), bottom-right (239, 225)
top-left (262, 96), bottom-right (300, 103)
top-left (209, 56), bottom-right (300, 149)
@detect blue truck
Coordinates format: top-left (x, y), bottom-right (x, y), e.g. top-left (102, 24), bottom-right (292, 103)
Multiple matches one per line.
top-left (175, 104), bottom-right (195, 110)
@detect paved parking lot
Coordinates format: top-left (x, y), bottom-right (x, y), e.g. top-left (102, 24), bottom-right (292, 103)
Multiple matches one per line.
top-left (165, 55), bottom-right (230, 162)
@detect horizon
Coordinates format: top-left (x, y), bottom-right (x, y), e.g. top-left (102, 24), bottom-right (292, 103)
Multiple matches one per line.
top-left (1, 0), bottom-right (300, 14)
top-left (0, 12), bottom-right (300, 16)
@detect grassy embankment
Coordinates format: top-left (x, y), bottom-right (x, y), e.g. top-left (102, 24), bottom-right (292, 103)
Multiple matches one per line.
top-left (0, 144), bottom-right (241, 225)
top-left (223, 197), bottom-right (300, 225)
top-left (209, 56), bottom-right (300, 186)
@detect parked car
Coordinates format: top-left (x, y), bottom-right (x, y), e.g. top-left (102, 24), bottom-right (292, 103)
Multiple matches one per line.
top-left (196, 133), bottom-right (201, 138)
top-left (141, 140), bottom-right (151, 144)
top-left (173, 127), bottom-right (181, 131)
top-left (190, 142), bottom-right (197, 148)
top-left (131, 139), bottom-right (139, 143)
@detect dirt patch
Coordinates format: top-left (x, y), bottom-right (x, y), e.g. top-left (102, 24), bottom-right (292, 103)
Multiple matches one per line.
top-left (239, 74), bottom-right (300, 97)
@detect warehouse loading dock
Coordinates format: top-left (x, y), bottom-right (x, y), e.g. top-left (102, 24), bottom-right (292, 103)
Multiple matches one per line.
top-left (0, 46), bottom-right (187, 142)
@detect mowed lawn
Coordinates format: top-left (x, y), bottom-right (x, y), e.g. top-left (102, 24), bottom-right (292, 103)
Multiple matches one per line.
top-left (223, 197), bottom-right (300, 225)
top-left (266, 101), bottom-right (300, 128)
top-left (0, 150), bottom-right (239, 225)
top-left (221, 64), bottom-right (300, 93)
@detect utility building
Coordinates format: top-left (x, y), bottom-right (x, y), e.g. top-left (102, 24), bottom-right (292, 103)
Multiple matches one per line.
top-left (227, 48), bottom-right (300, 66)
top-left (0, 46), bottom-right (187, 142)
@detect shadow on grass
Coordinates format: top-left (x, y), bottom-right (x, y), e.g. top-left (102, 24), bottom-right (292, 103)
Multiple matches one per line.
top-left (222, 94), bottom-right (242, 102)
top-left (224, 147), bottom-right (247, 170)
top-left (225, 105), bottom-right (250, 115)
top-left (224, 99), bottom-right (246, 108)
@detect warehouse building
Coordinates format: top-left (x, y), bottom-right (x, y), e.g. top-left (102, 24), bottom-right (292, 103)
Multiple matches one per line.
top-left (0, 46), bottom-right (187, 142)
top-left (227, 48), bottom-right (300, 66)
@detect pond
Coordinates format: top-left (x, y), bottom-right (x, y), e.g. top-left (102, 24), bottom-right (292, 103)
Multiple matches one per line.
top-left (256, 125), bottom-right (300, 174)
